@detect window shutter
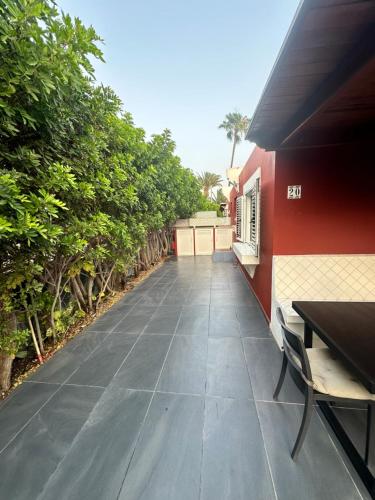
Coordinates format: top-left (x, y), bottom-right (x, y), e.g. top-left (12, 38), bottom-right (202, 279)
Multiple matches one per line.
top-left (236, 196), bottom-right (243, 240)
top-left (249, 178), bottom-right (259, 256)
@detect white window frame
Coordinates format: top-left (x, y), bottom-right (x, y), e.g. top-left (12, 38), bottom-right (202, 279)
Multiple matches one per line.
top-left (243, 168), bottom-right (261, 257)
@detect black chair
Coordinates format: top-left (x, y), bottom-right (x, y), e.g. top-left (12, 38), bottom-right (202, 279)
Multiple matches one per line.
top-left (273, 307), bottom-right (375, 461)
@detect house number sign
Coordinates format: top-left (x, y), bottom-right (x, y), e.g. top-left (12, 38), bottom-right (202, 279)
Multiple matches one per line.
top-left (287, 185), bottom-right (301, 199)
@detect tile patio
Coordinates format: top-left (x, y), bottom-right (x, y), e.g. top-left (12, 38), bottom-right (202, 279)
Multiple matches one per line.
top-left (0, 256), bottom-right (370, 499)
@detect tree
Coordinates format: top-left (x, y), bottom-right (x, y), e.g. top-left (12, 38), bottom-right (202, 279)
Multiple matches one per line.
top-left (214, 188), bottom-right (228, 205)
top-left (219, 112), bottom-right (251, 168)
top-left (0, 0), bottom-right (202, 390)
top-left (197, 172), bottom-right (222, 199)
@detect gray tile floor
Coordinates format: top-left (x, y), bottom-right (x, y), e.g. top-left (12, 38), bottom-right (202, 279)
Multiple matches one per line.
top-left (0, 256), bottom-right (370, 499)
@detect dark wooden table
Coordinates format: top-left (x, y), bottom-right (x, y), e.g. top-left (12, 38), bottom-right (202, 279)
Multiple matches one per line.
top-left (292, 301), bottom-right (375, 498)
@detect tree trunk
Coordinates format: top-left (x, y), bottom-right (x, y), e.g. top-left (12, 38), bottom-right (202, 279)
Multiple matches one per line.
top-left (87, 276), bottom-right (94, 312)
top-left (71, 277), bottom-right (86, 309)
top-left (0, 353), bottom-right (14, 391)
top-left (25, 307), bottom-right (43, 364)
top-left (33, 313), bottom-right (45, 354)
top-left (0, 312), bottom-right (18, 391)
top-left (50, 271), bottom-right (62, 340)
top-left (230, 138), bottom-right (237, 168)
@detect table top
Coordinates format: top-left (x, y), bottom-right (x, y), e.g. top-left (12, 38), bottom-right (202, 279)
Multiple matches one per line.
top-left (292, 301), bottom-right (375, 393)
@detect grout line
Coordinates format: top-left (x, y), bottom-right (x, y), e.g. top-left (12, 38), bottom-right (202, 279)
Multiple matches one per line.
top-left (115, 294), bottom-right (184, 500)
top-left (256, 399), bottom-right (304, 406)
top-left (65, 383), bottom-right (106, 390)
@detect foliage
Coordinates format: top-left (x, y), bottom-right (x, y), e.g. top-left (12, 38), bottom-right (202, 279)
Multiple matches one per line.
top-left (197, 195), bottom-right (222, 216)
top-left (197, 172), bottom-right (222, 199)
top-left (214, 188), bottom-right (228, 205)
top-left (219, 112), bottom-right (251, 168)
top-left (0, 0), bottom-right (201, 387)
top-left (0, 328), bottom-right (29, 356)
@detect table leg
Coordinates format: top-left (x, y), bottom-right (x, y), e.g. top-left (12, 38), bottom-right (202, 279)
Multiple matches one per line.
top-left (304, 323), bottom-right (313, 348)
top-left (366, 404), bottom-right (375, 469)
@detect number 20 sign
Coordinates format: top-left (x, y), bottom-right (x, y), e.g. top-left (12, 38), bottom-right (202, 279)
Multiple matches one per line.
top-left (287, 185), bottom-right (301, 199)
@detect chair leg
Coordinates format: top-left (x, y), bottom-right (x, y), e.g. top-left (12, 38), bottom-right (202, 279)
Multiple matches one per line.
top-left (273, 352), bottom-right (287, 401)
top-left (291, 388), bottom-right (314, 460)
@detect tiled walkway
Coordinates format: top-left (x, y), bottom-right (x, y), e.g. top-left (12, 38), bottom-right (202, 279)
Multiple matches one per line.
top-left (0, 256), bottom-right (370, 499)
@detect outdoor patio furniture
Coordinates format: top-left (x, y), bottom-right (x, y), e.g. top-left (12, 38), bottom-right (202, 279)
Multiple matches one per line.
top-left (273, 307), bottom-right (375, 462)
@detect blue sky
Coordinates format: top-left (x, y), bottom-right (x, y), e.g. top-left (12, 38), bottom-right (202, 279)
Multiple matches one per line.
top-left (57, 0), bottom-right (300, 177)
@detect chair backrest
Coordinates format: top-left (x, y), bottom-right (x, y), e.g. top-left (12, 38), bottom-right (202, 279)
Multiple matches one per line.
top-left (276, 307), bottom-right (313, 388)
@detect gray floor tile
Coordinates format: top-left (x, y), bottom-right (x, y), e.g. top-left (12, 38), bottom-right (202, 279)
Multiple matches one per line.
top-left (207, 338), bottom-right (253, 399)
top-left (85, 311), bottom-right (127, 331)
top-left (210, 290), bottom-right (252, 306)
top-left (110, 303), bottom-right (137, 316)
top-left (0, 382), bottom-right (58, 452)
top-left (115, 308), bottom-right (156, 333)
top-left (116, 335), bottom-right (172, 390)
top-left (257, 401), bottom-right (364, 500)
top-left (157, 336), bottom-right (207, 394)
top-left (201, 397), bottom-right (275, 500)
top-left (38, 388), bottom-right (152, 500)
top-left (243, 338), bottom-right (304, 403)
top-left (185, 288), bottom-right (211, 306)
top-left (30, 331), bottom-right (106, 384)
top-left (67, 333), bottom-right (138, 387)
top-left (63, 329), bottom-right (107, 355)
top-left (176, 305), bottom-right (209, 335)
top-left (162, 288), bottom-right (188, 305)
top-left (144, 306), bottom-right (182, 334)
top-left (117, 293), bottom-right (142, 305)
top-left (209, 305), bottom-right (238, 321)
top-left (209, 317), bottom-right (241, 337)
top-left (136, 288), bottom-right (169, 305)
top-left (236, 305), bottom-right (270, 337)
top-left (0, 385), bottom-right (103, 500)
top-left (118, 392), bottom-right (204, 500)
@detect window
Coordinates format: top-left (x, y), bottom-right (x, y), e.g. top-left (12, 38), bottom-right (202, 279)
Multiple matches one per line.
top-left (236, 196), bottom-right (243, 240)
top-left (246, 177), bottom-right (260, 257)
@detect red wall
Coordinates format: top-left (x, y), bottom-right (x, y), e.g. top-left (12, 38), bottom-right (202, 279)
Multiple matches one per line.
top-left (274, 144), bottom-right (375, 254)
top-left (235, 147), bottom-right (275, 318)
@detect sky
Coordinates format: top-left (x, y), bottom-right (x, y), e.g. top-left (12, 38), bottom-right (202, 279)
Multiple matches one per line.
top-left (57, 0), bottom-right (300, 178)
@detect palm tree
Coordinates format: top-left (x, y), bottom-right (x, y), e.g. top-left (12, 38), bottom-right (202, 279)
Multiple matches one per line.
top-left (219, 112), bottom-right (251, 168)
top-left (197, 172), bottom-right (222, 199)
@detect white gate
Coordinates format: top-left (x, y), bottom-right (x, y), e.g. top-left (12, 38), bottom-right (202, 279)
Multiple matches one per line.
top-left (195, 228), bottom-right (214, 255)
top-left (176, 228), bottom-right (194, 256)
top-left (215, 227), bottom-right (233, 250)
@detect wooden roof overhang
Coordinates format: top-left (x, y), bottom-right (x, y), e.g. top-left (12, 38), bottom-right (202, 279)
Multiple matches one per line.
top-left (247, 0), bottom-right (375, 150)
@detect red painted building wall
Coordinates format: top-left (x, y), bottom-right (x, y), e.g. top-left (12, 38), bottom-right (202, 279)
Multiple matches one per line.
top-left (274, 144), bottom-right (375, 255)
top-left (235, 142), bottom-right (375, 320)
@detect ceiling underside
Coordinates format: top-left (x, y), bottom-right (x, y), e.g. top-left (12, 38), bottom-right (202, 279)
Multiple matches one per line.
top-left (247, 0), bottom-right (375, 150)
